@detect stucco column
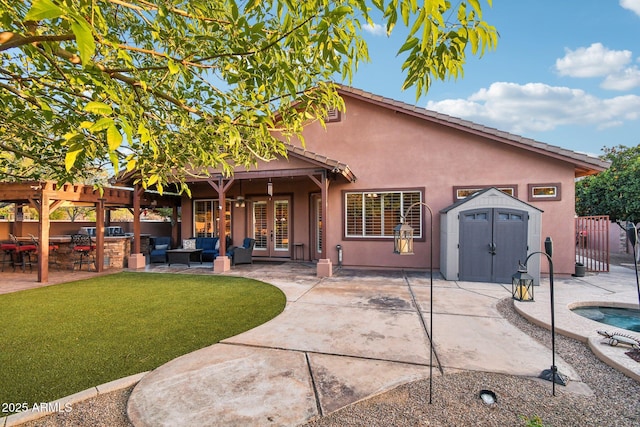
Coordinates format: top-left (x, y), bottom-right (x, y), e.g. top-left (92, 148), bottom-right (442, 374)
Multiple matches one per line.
top-left (316, 170), bottom-right (332, 277)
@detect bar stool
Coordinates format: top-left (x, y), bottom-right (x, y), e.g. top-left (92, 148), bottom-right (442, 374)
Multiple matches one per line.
top-left (10, 234), bottom-right (37, 273)
top-left (28, 234), bottom-right (59, 271)
top-left (0, 241), bottom-right (16, 272)
top-left (71, 234), bottom-right (96, 271)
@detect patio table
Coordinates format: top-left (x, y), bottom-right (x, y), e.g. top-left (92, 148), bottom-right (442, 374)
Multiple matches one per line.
top-left (166, 249), bottom-right (203, 267)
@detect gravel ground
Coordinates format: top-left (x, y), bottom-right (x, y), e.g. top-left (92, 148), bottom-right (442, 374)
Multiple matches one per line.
top-left (15, 254), bottom-right (640, 426)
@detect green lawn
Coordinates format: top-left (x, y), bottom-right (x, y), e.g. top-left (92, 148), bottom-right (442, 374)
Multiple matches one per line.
top-left (0, 272), bottom-right (286, 412)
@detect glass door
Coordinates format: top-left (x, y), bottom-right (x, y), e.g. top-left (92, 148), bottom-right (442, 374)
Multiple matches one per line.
top-left (311, 194), bottom-right (323, 260)
top-left (252, 197), bottom-right (290, 258)
top-left (193, 200), bottom-right (231, 238)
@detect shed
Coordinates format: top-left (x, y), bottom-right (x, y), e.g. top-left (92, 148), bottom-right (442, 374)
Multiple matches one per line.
top-left (440, 187), bottom-right (544, 284)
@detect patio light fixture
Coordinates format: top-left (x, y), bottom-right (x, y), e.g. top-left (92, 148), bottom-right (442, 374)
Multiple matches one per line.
top-left (511, 263), bottom-right (534, 302)
top-left (393, 222), bottom-right (414, 255)
top-left (512, 236), bottom-right (567, 396)
top-left (393, 201), bottom-right (435, 404)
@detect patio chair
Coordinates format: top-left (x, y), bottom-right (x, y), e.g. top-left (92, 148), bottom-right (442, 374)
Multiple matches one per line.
top-left (227, 238), bottom-right (255, 266)
top-left (71, 233), bottom-right (96, 271)
top-left (150, 236), bottom-right (171, 263)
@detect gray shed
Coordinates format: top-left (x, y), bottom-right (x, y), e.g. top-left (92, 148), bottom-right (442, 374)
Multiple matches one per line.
top-left (440, 187), bottom-right (544, 285)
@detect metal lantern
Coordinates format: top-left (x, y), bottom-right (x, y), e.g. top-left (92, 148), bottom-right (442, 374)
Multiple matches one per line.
top-left (393, 222), bottom-right (414, 255)
top-left (511, 264), bottom-right (534, 301)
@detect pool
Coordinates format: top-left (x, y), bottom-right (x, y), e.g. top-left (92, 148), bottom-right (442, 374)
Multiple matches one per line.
top-left (572, 306), bottom-right (640, 333)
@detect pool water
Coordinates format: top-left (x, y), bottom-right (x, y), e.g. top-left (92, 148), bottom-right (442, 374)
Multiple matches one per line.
top-left (572, 306), bottom-right (640, 333)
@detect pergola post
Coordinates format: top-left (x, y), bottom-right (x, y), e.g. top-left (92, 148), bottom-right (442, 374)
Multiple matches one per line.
top-left (209, 177), bottom-right (233, 273)
top-left (128, 184), bottom-right (146, 269)
top-left (37, 192), bottom-right (50, 283)
top-left (95, 198), bottom-right (105, 272)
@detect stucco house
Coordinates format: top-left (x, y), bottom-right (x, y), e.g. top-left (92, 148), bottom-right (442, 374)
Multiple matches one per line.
top-left (176, 85), bottom-right (609, 282)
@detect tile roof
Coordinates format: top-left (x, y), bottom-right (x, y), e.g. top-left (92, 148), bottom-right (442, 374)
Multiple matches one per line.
top-left (336, 84), bottom-right (610, 176)
top-left (284, 143), bottom-right (357, 182)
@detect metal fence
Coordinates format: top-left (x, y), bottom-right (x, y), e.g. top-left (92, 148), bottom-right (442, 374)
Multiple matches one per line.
top-left (575, 215), bottom-right (610, 272)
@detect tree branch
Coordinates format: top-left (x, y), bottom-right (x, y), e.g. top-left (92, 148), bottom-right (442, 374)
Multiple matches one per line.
top-left (0, 32), bottom-right (75, 52)
top-left (124, 0), bottom-right (231, 25)
top-left (0, 81), bottom-right (40, 107)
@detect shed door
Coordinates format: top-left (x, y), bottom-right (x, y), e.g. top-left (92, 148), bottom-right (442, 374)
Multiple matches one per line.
top-left (459, 208), bottom-right (528, 283)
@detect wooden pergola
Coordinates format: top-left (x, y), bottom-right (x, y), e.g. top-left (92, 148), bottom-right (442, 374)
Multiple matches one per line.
top-left (0, 180), bottom-right (180, 282)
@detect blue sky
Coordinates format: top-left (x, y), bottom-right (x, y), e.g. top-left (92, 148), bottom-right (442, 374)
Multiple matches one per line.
top-left (348, 0), bottom-right (640, 158)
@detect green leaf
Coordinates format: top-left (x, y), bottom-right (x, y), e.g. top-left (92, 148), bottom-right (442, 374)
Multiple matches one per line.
top-left (398, 37), bottom-right (419, 54)
top-left (138, 122), bottom-right (151, 143)
top-left (70, 17), bottom-right (96, 66)
top-left (167, 60), bottom-right (180, 75)
top-left (107, 124), bottom-right (123, 151)
top-left (109, 152), bottom-right (119, 174)
top-left (65, 147), bottom-right (82, 172)
top-left (84, 101), bottom-right (112, 115)
top-left (25, 0), bottom-right (63, 21)
top-left (89, 117), bottom-right (114, 132)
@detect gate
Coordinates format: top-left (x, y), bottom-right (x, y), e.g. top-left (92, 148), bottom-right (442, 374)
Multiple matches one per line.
top-left (575, 215), bottom-right (609, 272)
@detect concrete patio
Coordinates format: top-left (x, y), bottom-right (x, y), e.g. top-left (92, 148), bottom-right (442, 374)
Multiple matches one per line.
top-left (2, 261), bottom-right (639, 427)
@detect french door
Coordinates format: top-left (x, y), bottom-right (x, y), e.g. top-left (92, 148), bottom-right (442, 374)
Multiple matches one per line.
top-left (311, 194), bottom-right (323, 260)
top-left (252, 197), bottom-right (291, 258)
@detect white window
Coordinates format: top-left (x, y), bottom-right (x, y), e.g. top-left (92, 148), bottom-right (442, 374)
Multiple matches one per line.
top-left (345, 191), bottom-right (422, 238)
top-left (528, 183), bottom-right (561, 201)
top-left (193, 199), bottom-right (231, 237)
top-left (454, 186), bottom-right (516, 200)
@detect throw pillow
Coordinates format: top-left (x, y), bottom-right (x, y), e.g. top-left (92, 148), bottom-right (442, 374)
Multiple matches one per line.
top-left (183, 239), bottom-right (196, 249)
top-left (215, 238), bottom-right (220, 250)
top-left (155, 244), bottom-right (168, 250)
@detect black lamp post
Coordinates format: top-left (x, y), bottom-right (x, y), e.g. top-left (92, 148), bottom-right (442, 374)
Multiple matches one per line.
top-left (393, 201), bottom-right (434, 404)
top-left (512, 236), bottom-right (566, 396)
top-left (626, 223), bottom-right (640, 308)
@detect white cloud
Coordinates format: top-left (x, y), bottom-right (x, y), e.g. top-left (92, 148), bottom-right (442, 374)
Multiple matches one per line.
top-left (601, 66), bottom-right (640, 90)
top-left (555, 43), bottom-right (632, 78)
top-left (620, 0), bottom-right (640, 16)
top-left (363, 22), bottom-right (386, 36)
top-left (425, 82), bottom-right (640, 135)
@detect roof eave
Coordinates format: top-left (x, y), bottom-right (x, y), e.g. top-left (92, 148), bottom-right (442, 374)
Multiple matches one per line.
top-left (335, 84), bottom-right (610, 176)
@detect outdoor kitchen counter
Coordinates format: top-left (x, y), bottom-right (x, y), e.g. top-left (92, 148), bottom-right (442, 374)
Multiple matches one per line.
top-left (45, 234), bottom-right (150, 270)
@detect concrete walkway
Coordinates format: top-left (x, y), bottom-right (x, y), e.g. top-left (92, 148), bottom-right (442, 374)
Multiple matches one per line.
top-left (126, 262), bottom-right (628, 427)
top-left (3, 261), bottom-right (638, 426)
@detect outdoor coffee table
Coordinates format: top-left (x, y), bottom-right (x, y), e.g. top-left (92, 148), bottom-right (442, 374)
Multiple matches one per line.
top-left (166, 248), bottom-right (203, 267)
